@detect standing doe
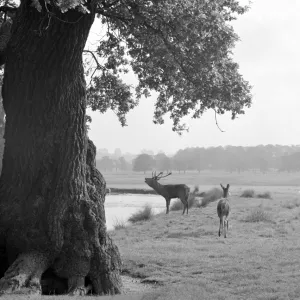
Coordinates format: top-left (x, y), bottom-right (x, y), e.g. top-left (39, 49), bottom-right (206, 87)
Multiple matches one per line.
top-left (145, 171), bottom-right (190, 214)
top-left (217, 183), bottom-right (230, 238)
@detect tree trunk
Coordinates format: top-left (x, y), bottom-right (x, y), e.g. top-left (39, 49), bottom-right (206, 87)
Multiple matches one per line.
top-left (0, 2), bottom-right (122, 296)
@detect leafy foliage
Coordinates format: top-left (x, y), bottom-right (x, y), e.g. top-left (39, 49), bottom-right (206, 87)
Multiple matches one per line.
top-left (88, 0), bottom-right (252, 132)
top-left (6, 0), bottom-right (252, 133)
top-left (86, 70), bottom-right (137, 127)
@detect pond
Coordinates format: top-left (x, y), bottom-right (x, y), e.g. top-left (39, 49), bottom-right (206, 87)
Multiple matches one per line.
top-left (105, 194), bottom-right (166, 230)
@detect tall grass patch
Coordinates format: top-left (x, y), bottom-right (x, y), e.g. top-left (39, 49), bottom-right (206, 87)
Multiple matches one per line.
top-left (240, 189), bottom-right (255, 198)
top-left (128, 204), bottom-right (154, 223)
top-left (282, 198), bottom-right (300, 209)
top-left (244, 207), bottom-right (273, 223)
top-left (257, 192), bottom-right (272, 199)
top-left (113, 218), bottom-right (127, 230)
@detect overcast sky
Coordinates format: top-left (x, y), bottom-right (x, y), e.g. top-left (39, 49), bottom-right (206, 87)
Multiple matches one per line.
top-left (85, 0), bottom-right (300, 155)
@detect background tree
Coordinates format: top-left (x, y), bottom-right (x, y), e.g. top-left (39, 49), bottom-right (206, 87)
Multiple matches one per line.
top-left (97, 155), bottom-right (114, 171)
top-left (155, 152), bottom-right (171, 172)
top-left (0, 0), bottom-right (252, 296)
top-left (118, 156), bottom-right (130, 171)
top-left (133, 153), bottom-right (155, 174)
top-left (172, 150), bottom-right (188, 174)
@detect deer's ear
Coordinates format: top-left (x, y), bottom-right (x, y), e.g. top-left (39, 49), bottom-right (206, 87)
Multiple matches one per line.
top-left (227, 184), bottom-right (230, 189)
top-left (220, 184), bottom-right (224, 189)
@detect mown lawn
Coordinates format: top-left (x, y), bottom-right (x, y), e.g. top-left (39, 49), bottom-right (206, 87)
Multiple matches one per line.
top-left (108, 191), bottom-right (300, 300)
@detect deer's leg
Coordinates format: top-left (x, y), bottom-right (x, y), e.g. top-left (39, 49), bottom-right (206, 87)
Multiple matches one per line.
top-left (165, 198), bottom-right (170, 214)
top-left (186, 195), bottom-right (189, 215)
top-left (182, 198), bottom-right (185, 215)
top-left (224, 219), bottom-right (227, 238)
top-left (218, 218), bottom-right (222, 237)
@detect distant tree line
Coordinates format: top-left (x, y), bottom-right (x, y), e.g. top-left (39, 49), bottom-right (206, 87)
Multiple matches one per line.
top-left (95, 145), bottom-right (300, 173)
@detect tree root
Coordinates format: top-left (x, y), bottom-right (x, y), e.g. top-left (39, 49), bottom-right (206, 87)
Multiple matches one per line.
top-left (0, 252), bottom-right (50, 296)
top-left (67, 276), bottom-right (92, 296)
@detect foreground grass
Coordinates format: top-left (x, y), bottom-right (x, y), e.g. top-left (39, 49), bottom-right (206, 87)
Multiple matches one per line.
top-left (109, 193), bottom-right (300, 300)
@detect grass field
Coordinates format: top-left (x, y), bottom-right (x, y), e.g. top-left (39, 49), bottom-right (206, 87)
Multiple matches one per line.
top-left (102, 170), bottom-right (300, 299)
top-left (108, 191), bottom-right (300, 300)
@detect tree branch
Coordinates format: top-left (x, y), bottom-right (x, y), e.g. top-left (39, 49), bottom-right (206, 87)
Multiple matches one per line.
top-left (83, 50), bottom-right (105, 70)
top-left (213, 108), bottom-right (225, 132)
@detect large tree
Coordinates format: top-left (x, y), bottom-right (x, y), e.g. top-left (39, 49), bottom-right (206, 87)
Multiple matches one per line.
top-left (0, 0), bottom-right (252, 296)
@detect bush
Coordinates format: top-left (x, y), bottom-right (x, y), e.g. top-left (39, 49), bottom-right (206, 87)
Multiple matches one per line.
top-left (244, 207), bottom-right (273, 223)
top-left (128, 204), bottom-right (154, 223)
top-left (196, 187), bottom-right (223, 208)
top-left (113, 218), bottom-right (126, 230)
top-left (240, 189), bottom-right (255, 198)
top-left (257, 192), bottom-right (272, 199)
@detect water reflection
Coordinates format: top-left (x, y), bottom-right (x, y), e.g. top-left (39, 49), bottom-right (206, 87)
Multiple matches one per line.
top-left (105, 194), bottom-right (165, 230)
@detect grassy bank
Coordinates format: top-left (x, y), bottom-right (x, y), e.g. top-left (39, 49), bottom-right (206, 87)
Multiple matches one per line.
top-left (109, 192), bottom-right (300, 300)
top-left (110, 188), bottom-right (157, 195)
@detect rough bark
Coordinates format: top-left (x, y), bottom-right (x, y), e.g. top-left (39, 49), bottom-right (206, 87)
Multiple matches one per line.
top-left (0, 1), bottom-right (122, 295)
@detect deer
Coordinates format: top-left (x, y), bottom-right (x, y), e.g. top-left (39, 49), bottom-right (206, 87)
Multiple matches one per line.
top-left (145, 171), bottom-right (190, 215)
top-left (217, 183), bottom-right (230, 238)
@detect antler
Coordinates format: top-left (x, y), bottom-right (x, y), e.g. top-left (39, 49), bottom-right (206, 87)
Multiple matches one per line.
top-left (152, 171), bottom-right (158, 179)
top-left (156, 171), bottom-right (172, 181)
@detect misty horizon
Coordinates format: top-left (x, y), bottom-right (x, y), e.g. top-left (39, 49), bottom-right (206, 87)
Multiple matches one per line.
top-left (96, 143), bottom-right (300, 158)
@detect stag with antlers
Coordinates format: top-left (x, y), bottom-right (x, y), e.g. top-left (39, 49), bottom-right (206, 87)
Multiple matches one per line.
top-left (145, 171), bottom-right (190, 214)
top-left (217, 183), bottom-right (230, 238)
